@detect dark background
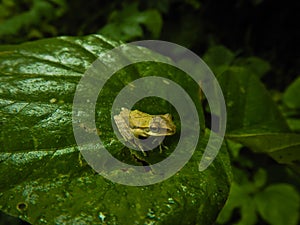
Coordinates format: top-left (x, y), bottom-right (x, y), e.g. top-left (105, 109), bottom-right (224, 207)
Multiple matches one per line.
top-left (1, 0), bottom-right (299, 89)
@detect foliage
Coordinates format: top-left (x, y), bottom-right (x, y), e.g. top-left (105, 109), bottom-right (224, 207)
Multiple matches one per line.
top-left (0, 0), bottom-right (67, 43)
top-left (217, 165), bottom-right (299, 225)
top-left (202, 46), bottom-right (300, 225)
top-left (203, 46), bottom-right (300, 169)
top-left (99, 2), bottom-right (162, 41)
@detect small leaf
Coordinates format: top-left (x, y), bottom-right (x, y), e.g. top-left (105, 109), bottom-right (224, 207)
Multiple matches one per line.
top-left (99, 3), bottom-right (162, 41)
top-left (253, 168), bottom-right (267, 189)
top-left (238, 197), bottom-right (258, 225)
top-left (234, 56), bottom-right (271, 78)
top-left (283, 76), bottom-right (300, 109)
top-left (217, 183), bottom-right (258, 225)
top-left (203, 45), bottom-right (235, 76)
top-left (255, 184), bottom-right (300, 225)
top-left (286, 118), bottom-right (300, 132)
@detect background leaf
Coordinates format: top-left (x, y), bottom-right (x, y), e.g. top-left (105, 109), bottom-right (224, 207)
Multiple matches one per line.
top-left (283, 76), bottom-right (300, 109)
top-left (234, 57), bottom-right (271, 79)
top-left (217, 183), bottom-right (258, 225)
top-left (255, 184), bottom-right (300, 225)
top-left (207, 58), bottom-right (300, 171)
top-left (203, 45), bottom-right (235, 76)
top-left (217, 68), bottom-right (289, 133)
top-left (227, 133), bottom-right (300, 170)
top-left (99, 3), bottom-right (162, 41)
top-left (0, 0), bottom-right (67, 42)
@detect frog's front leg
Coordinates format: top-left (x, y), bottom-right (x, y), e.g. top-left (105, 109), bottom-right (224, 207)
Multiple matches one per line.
top-left (132, 137), bottom-right (147, 156)
top-left (159, 143), bottom-right (168, 153)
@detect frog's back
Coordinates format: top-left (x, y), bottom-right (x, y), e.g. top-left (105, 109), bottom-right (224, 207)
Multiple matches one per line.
top-left (129, 110), bottom-right (151, 128)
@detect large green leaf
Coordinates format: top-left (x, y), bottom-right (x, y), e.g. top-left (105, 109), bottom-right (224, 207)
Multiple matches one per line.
top-left (217, 68), bottom-right (289, 133)
top-left (0, 35), bottom-right (231, 224)
top-left (214, 66), bottom-right (300, 170)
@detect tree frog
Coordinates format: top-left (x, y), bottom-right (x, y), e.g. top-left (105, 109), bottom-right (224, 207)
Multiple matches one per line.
top-left (113, 108), bottom-right (176, 161)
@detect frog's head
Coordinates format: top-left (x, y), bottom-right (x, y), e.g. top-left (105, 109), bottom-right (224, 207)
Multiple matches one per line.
top-left (129, 110), bottom-right (176, 138)
top-left (147, 114), bottom-right (176, 136)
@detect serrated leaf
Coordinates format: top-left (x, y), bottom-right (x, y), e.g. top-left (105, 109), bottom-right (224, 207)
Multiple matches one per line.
top-left (255, 184), bottom-right (300, 225)
top-left (0, 34), bottom-right (231, 224)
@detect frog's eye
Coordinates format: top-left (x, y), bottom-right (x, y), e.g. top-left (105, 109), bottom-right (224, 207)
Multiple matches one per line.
top-left (150, 126), bottom-right (160, 133)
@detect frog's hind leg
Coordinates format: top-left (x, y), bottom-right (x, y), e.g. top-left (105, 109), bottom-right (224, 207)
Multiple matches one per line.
top-left (137, 142), bottom-right (148, 156)
top-left (132, 154), bottom-right (151, 172)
